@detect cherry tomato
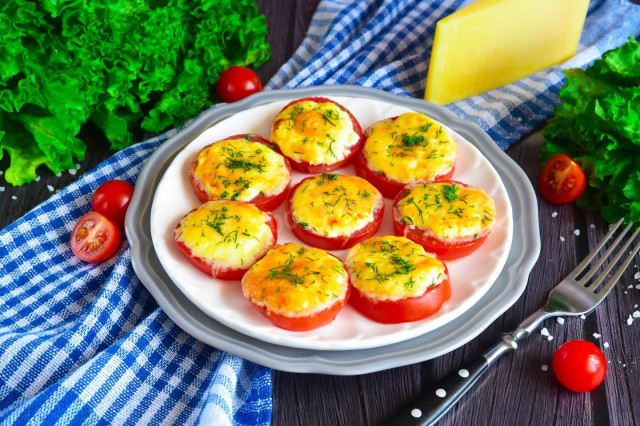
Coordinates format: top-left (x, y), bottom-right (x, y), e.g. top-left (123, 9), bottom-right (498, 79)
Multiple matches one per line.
top-left (349, 264), bottom-right (451, 323)
top-left (354, 143), bottom-right (455, 199)
top-left (539, 154), bottom-right (586, 204)
top-left (70, 212), bottom-right (122, 263)
top-left (285, 176), bottom-right (385, 250)
top-left (248, 290), bottom-right (350, 331)
top-left (189, 134), bottom-right (292, 211)
top-left (553, 340), bottom-right (606, 392)
top-left (271, 97), bottom-right (364, 173)
top-left (174, 208), bottom-right (277, 281)
top-left (391, 184), bottom-right (492, 260)
top-left (91, 180), bottom-right (135, 229)
top-left (216, 66), bottom-right (262, 103)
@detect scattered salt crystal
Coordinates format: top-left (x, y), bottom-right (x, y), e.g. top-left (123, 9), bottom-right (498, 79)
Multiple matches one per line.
top-left (0, 187), bottom-right (4, 192)
top-left (634, 272), bottom-right (640, 280)
top-left (623, 364), bottom-right (627, 367)
top-left (548, 336), bottom-right (553, 341)
top-left (560, 236), bottom-right (565, 242)
top-left (35, 176), bottom-right (40, 182)
top-left (580, 315), bottom-right (586, 319)
top-left (604, 342), bottom-right (610, 348)
top-left (590, 224), bottom-right (595, 229)
top-left (636, 285), bottom-right (640, 290)
top-left (635, 304), bottom-right (639, 308)
top-left (552, 212), bottom-right (558, 218)
top-left (574, 229), bottom-right (581, 236)
top-left (11, 195), bottom-right (17, 200)
top-left (541, 365), bottom-right (548, 371)
top-left (593, 333), bottom-right (601, 339)
top-left (75, 164), bottom-right (81, 169)
top-left (633, 311), bottom-right (640, 318)
top-left (627, 315), bottom-right (633, 326)
top-left (47, 185), bottom-right (54, 192)
top-left (55, 172), bottom-right (62, 177)
top-left (541, 327), bottom-right (550, 337)
top-left (557, 317), bottom-right (565, 325)
top-left (69, 169), bottom-right (77, 176)
top-left (629, 285), bottom-right (634, 289)
top-left (0, 170), bottom-right (3, 175)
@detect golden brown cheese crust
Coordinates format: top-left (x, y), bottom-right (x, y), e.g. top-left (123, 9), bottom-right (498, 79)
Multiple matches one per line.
top-left (191, 138), bottom-right (290, 201)
top-left (346, 236), bottom-right (446, 301)
top-left (363, 112), bottom-right (457, 182)
top-left (395, 182), bottom-right (496, 241)
top-left (175, 200), bottom-right (275, 270)
top-left (290, 174), bottom-right (383, 238)
top-left (270, 100), bottom-right (360, 165)
top-left (242, 243), bottom-right (349, 317)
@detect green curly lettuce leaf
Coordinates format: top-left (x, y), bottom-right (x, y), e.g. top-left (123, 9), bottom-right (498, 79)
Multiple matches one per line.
top-left (0, 0), bottom-right (270, 185)
top-left (540, 36), bottom-right (640, 224)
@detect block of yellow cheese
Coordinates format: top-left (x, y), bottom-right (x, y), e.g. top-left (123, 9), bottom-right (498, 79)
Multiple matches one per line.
top-left (425, 0), bottom-right (590, 105)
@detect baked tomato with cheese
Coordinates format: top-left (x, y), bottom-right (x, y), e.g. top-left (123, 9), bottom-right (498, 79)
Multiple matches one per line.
top-left (189, 134), bottom-right (291, 211)
top-left (392, 181), bottom-right (496, 260)
top-left (270, 97), bottom-right (363, 173)
top-left (242, 243), bottom-right (351, 331)
top-left (355, 112), bottom-right (457, 198)
top-left (286, 173), bottom-right (385, 250)
top-left (174, 200), bottom-right (277, 280)
top-left (346, 236), bottom-right (450, 323)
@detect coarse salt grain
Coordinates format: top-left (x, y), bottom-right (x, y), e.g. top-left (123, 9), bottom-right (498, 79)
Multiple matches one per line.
top-left (55, 172), bottom-right (62, 177)
top-left (590, 224), bottom-right (595, 229)
top-left (541, 328), bottom-right (550, 337)
top-left (634, 272), bottom-right (640, 280)
top-left (627, 315), bottom-right (633, 325)
top-left (580, 315), bottom-right (586, 319)
top-left (11, 195), bottom-right (17, 200)
top-left (552, 212), bottom-right (558, 218)
top-left (47, 185), bottom-right (54, 192)
top-left (604, 342), bottom-right (610, 348)
top-left (0, 187), bottom-right (4, 192)
top-left (557, 317), bottom-right (565, 324)
top-left (560, 236), bottom-right (565, 242)
top-left (574, 229), bottom-right (581, 236)
top-left (69, 169), bottom-right (77, 176)
top-left (633, 311), bottom-right (640, 318)
top-left (593, 333), bottom-right (601, 339)
top-left (541, 365), bottom-right (548, 371)
top-left (35, 176), bottom-right (40, 181)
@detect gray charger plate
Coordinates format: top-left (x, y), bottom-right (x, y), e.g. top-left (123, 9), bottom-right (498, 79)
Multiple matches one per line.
top-left (126, 85), bottom-right (540, 375)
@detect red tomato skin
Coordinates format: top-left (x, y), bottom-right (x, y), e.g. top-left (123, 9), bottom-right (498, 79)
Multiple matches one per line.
top-left (354, 138), bottom-right (455, 199)
top-left (189, 134), bottom-right (292, 211)
top-left (216, 66), bottom-right (262, 103)
top-left (539, 154), bottom-right (586, 204)
top-left (249, 286), bottom-right (351, 331)
top-left (552, 340), bottom-right (607, 392)
top-left (272, 97), bottom-right (364, 173)
top-left (70, 212), bottom-right (122, 263)
top-left (391, 184), bottom-right (490, 260)
top-left (349, 264), bottom-right (451, 323)
top-left (174, 209), bottom-right (278, 281)
top-left (91, 180), bottom-right (135, 229)
top-left (285, 176), bottom-right (385, 250)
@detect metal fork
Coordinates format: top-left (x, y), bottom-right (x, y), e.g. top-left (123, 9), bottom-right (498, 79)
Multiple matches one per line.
top-left (387, 218), bottom-right (640, 426)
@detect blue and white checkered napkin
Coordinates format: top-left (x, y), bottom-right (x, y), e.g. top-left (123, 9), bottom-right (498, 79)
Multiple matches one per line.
top-left (1, 1), bottom-right (638, 424)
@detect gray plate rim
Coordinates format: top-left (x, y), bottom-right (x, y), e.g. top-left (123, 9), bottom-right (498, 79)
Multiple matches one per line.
top-left (126, 85), bottom-right (540, 375)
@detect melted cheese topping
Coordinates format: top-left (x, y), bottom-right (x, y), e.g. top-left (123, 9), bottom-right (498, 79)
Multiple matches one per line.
top-left (175, 200), bottom-right (275, 270)
top-left (192, 139), bottom-right (290, 201)
top-left (242, 243), bottom-right (349, 317)
top-left (363, 112), bottom-right (457, 182)
top-left (346, 236), bottom-right (446, 301)
top-left (270, 100), bottom-right (360, 165)
top-left (291, 174), bottom-right (383, 238)
top-left (395, 182), bottom-right (496, 240)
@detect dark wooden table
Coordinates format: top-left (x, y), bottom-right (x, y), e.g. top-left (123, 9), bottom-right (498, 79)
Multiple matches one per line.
top-left (2, 2), bottom-right (639, 425)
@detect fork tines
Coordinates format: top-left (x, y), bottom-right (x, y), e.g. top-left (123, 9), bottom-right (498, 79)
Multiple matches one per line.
top-left (572, 218), bottom-right (640, 295)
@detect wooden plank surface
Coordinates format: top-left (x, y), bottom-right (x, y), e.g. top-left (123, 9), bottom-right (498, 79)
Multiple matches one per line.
top-left (2, 1), bottom-right (638, 425)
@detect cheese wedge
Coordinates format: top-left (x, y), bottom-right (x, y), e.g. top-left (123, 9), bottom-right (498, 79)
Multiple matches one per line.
top-left (425, 0), bottom-right (590, 105)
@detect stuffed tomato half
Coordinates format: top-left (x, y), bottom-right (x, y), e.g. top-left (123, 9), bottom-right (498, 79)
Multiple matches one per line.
top-left (346, 236), bottom-right (451, 323)
top-left (174, 200), bottom-right (278, 280)
top-left (270, 97), bottom-right (364, 173)
top-left (241, 243), bottom-right (351, 331)
top-left (354, 112), bottom-right (457, 199)
top-left (392, 181), bottom-right (496, 260)
top-left (285, 173), bottom-right (385, 250)
top-left (189, 133), bottom-right (291, 211)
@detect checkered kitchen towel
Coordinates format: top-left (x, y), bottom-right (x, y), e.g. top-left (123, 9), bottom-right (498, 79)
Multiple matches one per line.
top-left (1, 0), bottom-right (638, 425)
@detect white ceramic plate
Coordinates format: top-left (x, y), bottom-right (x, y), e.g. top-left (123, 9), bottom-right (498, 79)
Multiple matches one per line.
top-left (150, 96), bottom-right (513, 351)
